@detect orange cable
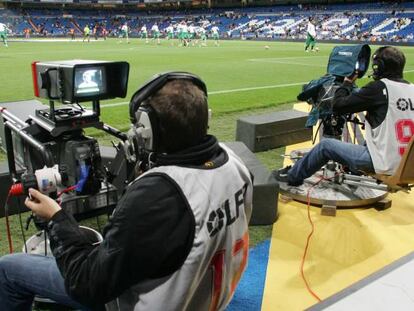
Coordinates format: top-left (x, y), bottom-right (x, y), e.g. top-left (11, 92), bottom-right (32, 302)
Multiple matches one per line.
top-left (300, 173), bottom-right (341, 302)
top-left (300, 181), bottom-right (322, 302)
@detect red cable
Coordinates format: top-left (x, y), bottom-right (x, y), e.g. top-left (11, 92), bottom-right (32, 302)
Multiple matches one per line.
top-left (3, 183), bottom-right (75, 253)
top-left (300, 181), bottom-right (322, 302)
top-left (57, 185), bottom-right (77, 198)
top-left (300, 174), bottom-right (340, 302)
top-left (4, 183), bottom-right (24, 254)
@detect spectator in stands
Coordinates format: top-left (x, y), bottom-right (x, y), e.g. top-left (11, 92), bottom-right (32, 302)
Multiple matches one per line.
top-left (5, 3), bottom-right (414, 43)
top-left (274, 46), bottom-right (414, 185)
top-left (0, 73), bottom-right (253, 311)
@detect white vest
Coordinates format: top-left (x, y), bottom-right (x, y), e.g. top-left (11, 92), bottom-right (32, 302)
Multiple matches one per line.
top-left (112, 145), bottom-right (253, 311)
top-left (365, 78), bottom-right (414, 175)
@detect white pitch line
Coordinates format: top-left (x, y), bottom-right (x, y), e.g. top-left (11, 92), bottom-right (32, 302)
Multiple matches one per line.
top-left (249, 59), bottom-right (326, 67)
top-left (248, 56), bottom-right (326, 61)
top-left (97, 81), bottom-right (308, 109)
top-left (93, 69), bottom-right (414, 109)
top-left (208, 82), bottom-right (307, 94)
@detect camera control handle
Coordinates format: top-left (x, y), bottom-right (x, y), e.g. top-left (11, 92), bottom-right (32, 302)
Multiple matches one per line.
top-left (40, 68), bottom-right (60, 100)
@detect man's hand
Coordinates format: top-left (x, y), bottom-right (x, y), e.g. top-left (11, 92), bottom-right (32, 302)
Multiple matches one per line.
top-left (25, 188), bottom-right (61, 221)
top-left (344, 71), bottom-right (359, 84)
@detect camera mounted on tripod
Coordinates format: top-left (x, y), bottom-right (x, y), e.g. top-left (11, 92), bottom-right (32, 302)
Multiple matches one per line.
top-left (298, 44), bottom-right (371, 139)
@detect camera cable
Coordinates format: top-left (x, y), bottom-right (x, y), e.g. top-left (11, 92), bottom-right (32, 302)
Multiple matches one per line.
top-left (300, 173), bottom-right (340, 302)
top-left (312, 121), bottom-right (323, 146)
top-left (3, 184), bottom-right (27, 253)
top-left (17, 196), bottom-right (28, 254)
top-left (300, 179), bottom-right (322, 302)
top-left (4, 190), bottom-right (13, 253)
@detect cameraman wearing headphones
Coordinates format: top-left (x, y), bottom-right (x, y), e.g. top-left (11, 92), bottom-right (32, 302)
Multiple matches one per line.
top-left (0, 73), bottom-right (253, 311)
top-left (275, 46), bottom-right (414, 185)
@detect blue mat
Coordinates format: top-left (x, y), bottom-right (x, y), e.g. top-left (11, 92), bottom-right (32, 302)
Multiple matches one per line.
top-left (226, 240), bottom-right (271, 311)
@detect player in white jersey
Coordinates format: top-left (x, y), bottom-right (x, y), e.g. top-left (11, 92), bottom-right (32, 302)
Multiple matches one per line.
top-left (0, 72), bottom-right (253, 311)
top-left (141, 25), bottom-right (148, 43)
top-left (181, 21), bottom-right (189, 46)
top-left (165, 24), bottom-right (174, 45)
top-left (0, 22), bottom-right (9, 47)
top-left (198, 27), bottom-right (207, 47)
top-left (305, 17), bottom-right (318, 52)
top-left (274, 46), bottom-right (413, 185)
top-left (119, 23), bottom-right (129, 43)
top-left (188, 24), bottom-right (195, 46)
top-left (151, 23), bottom-right (160, 44)
top-left (211, 25), bottom-right (220, 46)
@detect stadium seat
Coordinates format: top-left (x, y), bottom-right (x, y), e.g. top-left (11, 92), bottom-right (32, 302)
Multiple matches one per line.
top-left (3, 2), bottom-right (414, 43)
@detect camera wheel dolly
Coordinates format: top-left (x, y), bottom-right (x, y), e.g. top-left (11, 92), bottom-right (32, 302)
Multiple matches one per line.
top-left (278, 150), bottom-right (391, 217)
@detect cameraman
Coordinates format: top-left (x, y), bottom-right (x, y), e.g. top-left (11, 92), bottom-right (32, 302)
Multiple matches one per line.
top-left (274, 46), bottom-right (414, 185)
top-left (0, 74), bottom-right (253, 310)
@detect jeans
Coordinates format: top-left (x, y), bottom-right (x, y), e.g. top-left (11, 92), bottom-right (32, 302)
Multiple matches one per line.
top-left (288, 138), bottom-right (375, 185)
top-left (0, 253), bottom-right (88, 311)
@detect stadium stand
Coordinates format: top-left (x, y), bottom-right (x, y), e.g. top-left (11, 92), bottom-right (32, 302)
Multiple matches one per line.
top-left (1, 2), bottom-right (414, 43)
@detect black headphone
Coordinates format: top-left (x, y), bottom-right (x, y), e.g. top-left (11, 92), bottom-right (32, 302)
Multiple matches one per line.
top-left (127, 71), bottom-right (208, 169)
top-left (371, 46), bottom-right (390, 80)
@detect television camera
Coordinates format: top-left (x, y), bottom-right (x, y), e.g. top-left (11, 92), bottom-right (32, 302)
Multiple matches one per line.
top-left (278, 45), bottom-right (392, 210)
top-left (1, 60), bottom-right (132, 227)
top-left (298, 44), bottom-right (371, 139)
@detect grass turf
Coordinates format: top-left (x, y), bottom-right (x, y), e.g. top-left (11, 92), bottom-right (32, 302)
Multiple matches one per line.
top-left (2, 39), bottom-right (414, 255)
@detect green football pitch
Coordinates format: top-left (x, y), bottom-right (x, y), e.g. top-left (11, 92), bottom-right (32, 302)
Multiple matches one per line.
top-left (1, 39), bottom-right (414, 255)
top-left (2, 39), bottom-right (414, 130)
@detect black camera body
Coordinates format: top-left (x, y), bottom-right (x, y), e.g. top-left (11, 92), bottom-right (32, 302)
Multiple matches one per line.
top-left (298, 44), bottom-right (371, 139)
top-left (1, 60), bottom-right (131, 220)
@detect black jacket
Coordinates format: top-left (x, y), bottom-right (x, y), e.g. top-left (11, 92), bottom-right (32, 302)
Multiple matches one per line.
top-left (332, 78), bottom-right (410, 129)
top-left (48, 135), bottom-right (225, 310)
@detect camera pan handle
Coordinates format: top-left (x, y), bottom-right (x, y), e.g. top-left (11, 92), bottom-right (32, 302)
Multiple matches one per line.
top-left (5, 121), bottom-right (54, 169)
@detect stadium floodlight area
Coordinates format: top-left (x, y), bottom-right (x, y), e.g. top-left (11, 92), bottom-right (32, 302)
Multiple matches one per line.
top-left (0, 1), bottom-right (413, 43)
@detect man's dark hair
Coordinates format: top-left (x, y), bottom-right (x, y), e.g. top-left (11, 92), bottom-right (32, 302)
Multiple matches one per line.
top-left (375, 46), bottom-right (406, 79)
top-left (148, 79), bottom-right (208, 153)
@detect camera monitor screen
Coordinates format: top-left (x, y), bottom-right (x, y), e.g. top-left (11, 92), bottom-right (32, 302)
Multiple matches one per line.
top-left (74, 67), bottom-right (106, 97)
